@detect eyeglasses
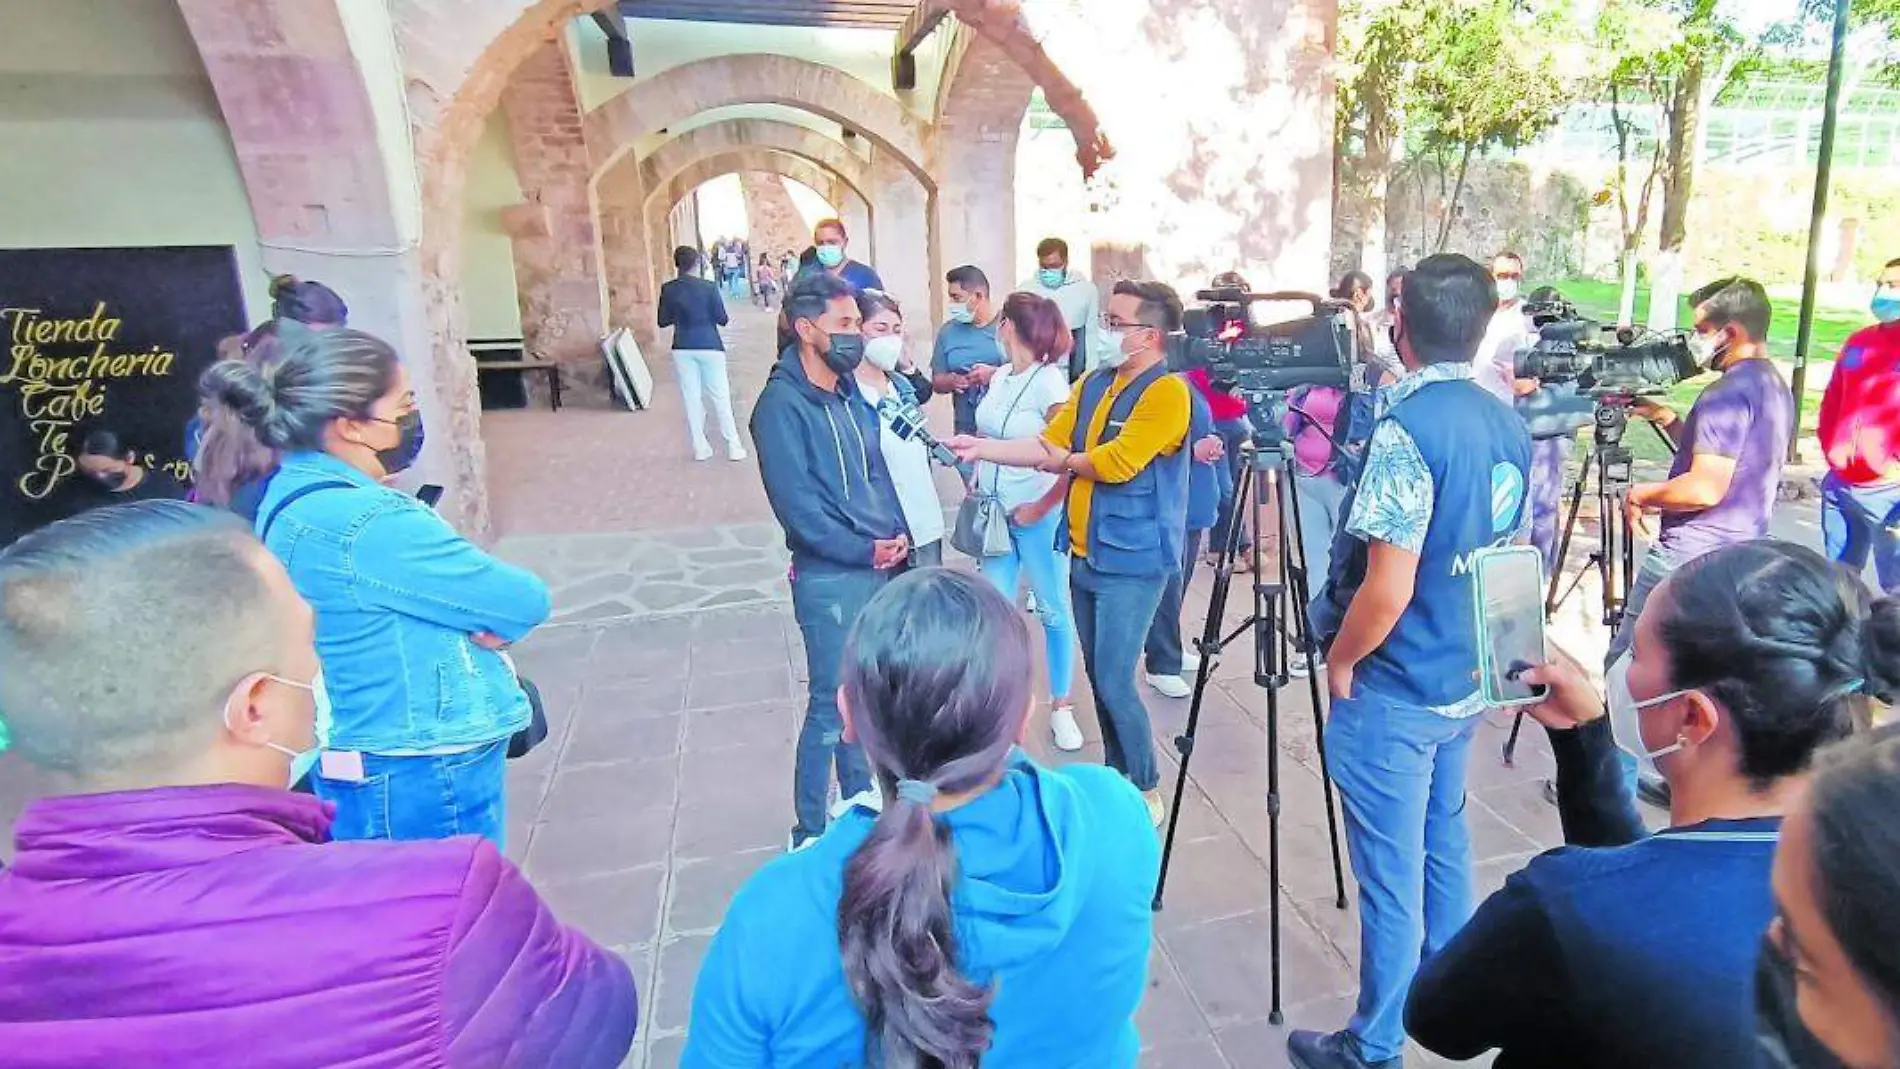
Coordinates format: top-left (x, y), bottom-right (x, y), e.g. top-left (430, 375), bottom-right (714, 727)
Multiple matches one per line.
top-left (1100, 315), bottom-right (1157, 331)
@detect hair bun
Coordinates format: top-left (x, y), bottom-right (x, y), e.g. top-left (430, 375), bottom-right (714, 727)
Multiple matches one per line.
top-left (268, 274), bottom-right (299, 298)
top-left (199, 359), bottom-right (292, 450)
top-left (1859, 595), bottom-right (1900, 704)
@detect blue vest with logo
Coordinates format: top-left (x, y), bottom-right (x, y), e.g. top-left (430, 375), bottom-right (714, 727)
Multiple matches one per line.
top-left (1070, 365), bottom-right (1190, 579)
top-left (1326, 378), bottom-right (1531, 707)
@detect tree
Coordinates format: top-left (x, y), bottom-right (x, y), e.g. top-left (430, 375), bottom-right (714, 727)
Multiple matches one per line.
top-left (1335, 0), bottom-right (1436, 275)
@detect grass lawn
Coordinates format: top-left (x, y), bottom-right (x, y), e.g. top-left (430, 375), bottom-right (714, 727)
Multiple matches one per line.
top-left (1549, 277), bottom-right (1858, 465)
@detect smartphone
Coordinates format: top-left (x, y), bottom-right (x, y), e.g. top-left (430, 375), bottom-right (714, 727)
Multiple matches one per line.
top-left (1472, 545), bottom-right (1549, 708)
top-left (416, 484), bottom-right (444, 510)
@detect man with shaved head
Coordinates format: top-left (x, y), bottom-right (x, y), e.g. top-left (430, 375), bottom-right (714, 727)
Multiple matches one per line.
top-left (0, 501), bottom-right (637, 1066)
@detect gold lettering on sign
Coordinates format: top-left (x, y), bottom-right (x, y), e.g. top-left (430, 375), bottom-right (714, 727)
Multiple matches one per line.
top-left (1, 303), bottom-right (177, 501)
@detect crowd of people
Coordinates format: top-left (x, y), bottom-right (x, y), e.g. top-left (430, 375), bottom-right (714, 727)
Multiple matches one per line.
top-left (2, 209), bottom-right (1899, 1067)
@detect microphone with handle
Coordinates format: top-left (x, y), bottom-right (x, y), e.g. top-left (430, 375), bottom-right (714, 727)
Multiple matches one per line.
top-left (875, 393), bottom-right (959, 467)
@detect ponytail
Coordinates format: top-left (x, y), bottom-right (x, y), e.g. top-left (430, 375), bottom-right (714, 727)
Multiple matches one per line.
top-left (836, 570), bottom-right (1033, 1068)
top-left (839, 784), bottom-right (994, 1068)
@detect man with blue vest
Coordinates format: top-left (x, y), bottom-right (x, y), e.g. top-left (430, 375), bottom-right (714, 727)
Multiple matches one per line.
top-left (1292, 254), bottom-right (1533, 1069)
top-left (949, 280), bottom-right (1193, 827)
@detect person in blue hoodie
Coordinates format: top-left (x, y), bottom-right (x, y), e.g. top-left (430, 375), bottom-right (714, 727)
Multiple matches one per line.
top-left (683, 569), bottom-right (1160, 1068)
top-left (753, 271), bottom-right (911, 852)
top-left (1142, 379), bottom-right (1227, 697)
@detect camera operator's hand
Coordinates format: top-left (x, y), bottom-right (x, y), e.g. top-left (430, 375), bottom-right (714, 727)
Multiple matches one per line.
top-left (1516, 644), bottom-right (1606, 732)
top-left (1630, 397), bottom-right (1677, 428)
top-left (1192, 434), bottom-right (1225, 464)
top-left (1624, 490), bottom-right (1659, 539)
top-left (872, 536), bottom-right (910, 570)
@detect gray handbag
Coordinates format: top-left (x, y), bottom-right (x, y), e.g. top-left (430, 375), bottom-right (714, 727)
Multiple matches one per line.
top-left (950, 372), bottom-right (1030, 558)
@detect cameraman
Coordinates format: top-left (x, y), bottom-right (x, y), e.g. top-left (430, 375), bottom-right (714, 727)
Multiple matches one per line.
top-left (1291, 254), bottom-right (1532, 1069)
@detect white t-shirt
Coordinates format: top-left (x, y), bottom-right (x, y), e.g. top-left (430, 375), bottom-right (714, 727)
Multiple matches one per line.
top-left (1472, 304), bottom-right (1534, 403)
top-left (858, 377), bottom-right (946, 548)
top-left (974, 363), bottom-right (1072, 511)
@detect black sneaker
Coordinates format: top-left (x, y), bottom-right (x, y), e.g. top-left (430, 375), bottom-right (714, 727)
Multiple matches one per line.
top-left (1287, 1028), bottom-right (1401, 1069)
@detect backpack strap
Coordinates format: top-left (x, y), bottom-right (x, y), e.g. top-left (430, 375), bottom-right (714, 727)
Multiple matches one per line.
top-left (257, 479), bottom-right (358, 542)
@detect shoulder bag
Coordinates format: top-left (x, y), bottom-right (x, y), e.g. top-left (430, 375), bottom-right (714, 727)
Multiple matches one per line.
top-left (950, 371), bottom-right (1032, 558)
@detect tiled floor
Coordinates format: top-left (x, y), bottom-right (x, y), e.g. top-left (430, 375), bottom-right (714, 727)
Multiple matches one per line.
top-left (0, 306), bottom-right (1839, 1068)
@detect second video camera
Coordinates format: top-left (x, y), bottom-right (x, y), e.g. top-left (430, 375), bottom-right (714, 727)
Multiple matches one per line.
top-left (1518, 291), bottom-right (1699, 397)
top-left (1170, 288), bottom-right (1354, 397)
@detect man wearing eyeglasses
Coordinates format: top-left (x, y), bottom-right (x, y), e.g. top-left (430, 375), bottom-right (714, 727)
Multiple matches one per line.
top-left (948, 280), bottom-right (1193, 827)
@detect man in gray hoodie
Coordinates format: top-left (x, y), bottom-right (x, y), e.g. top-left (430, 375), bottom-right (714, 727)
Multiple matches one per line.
top-left (752, 271), bottom-right (910, 851)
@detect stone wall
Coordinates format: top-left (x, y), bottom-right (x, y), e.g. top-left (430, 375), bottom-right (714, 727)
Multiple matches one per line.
top-left (738, 172), bottom-right (811, 270)
top-left (1331, 159), bottom-right (1592, 282)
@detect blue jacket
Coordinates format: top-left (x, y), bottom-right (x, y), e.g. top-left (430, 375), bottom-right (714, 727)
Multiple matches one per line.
top-left (254, 452), bottom-right (552, 752)
top-left (1185, 380), bottom-right (1220, 532)
top-left (1073, 366), bottom-right (1190, 579)
top-left (658, 274), bottom-right (729, 352)
top-left (682, 757), bottom-right (1158, 1068)
top-left (751, 348), bottom-right (907, 573)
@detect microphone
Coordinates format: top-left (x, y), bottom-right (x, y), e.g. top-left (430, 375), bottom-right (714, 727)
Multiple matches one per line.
top-left (875, 394), bottom-right (959, 467)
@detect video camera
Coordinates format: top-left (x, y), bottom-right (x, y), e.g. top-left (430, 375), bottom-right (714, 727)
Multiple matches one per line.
top-left (1170, 289), bottom-right (1353, 398)
top-left (1517, 291), bottom-right (1698, 398)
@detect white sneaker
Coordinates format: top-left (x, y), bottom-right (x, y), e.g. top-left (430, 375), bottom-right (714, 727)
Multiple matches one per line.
top-left (1181, 651), bottom-right (1203, 674)
top-left (829, 786), bottom-right (884, 819)
top-left (1025, 591), bottom-right (1040, 614)
top-left (1146, 672), bottom-right (1192, 699)
top-left (1289, 651), bottom-right (1324, 678)
top-left (727, 443), bottom-right (748, 462)
top-left (1143, 789), bottom-right (1166, 827)
top-left (787, 832), bottom-right (818, 854)
top-left (693, 444), bottom-right (714, 462)
top-left (1049, 703), bottom-right (1085, 752)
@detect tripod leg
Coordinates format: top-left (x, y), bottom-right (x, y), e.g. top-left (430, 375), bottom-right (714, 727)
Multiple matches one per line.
top-left (1260, 466), bottom-right (1286, 1024)
top-left (1544, 446), bottom-right (1590, 617)
top-left (1278, 466), bottom-right (1348, 911)
top-left (1154, 462), bottom-right (1253, 910)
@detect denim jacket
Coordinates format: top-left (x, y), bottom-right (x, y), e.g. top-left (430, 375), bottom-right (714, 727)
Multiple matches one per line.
top-left (255, 452), bottom-right (552, 752)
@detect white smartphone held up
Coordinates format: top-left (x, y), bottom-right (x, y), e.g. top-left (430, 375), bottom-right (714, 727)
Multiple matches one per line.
top-left (1472, 545), bottom-right (1549, 708)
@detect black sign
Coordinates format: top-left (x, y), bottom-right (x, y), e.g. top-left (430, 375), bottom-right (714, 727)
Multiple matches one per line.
top-left (0, 246), bottom-right (245, 545)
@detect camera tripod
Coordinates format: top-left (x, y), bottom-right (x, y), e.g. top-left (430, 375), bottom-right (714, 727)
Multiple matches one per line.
top-left (1502, 398), bottom-right (1675, 764)
top-left (1153, 426), bottom-right (1348, 1026)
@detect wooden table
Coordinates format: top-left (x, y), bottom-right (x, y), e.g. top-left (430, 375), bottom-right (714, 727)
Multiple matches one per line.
top-left (475, 359), bottom-right (564, 411)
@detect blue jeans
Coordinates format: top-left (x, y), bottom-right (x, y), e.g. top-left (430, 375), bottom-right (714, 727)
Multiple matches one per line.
top-left (980, 509), bottom-right (1076, 701)
top-left (1529, 434), bottom-right (1574, 577)
top-left (1822, 471), bottom-right (1900, 590)
top-left (1291, 467), bottom-right (1347, 595)
top-left (1324, 687), bottom-right (1483, 1062)
top-left (1211, 416), bottom-right (1254, 552)
top-left (790, 567), bottom-right (887, 843)
top-left (1145, 531), bottom-right (1205, 676)
top-left (315, 739), bottom-right (509, 848)
top-left (1071, 556), bottom-right (1167, 791)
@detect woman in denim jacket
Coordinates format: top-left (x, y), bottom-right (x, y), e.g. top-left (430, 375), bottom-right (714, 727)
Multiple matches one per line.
top-left (202, 325), bottom-right (551, 846)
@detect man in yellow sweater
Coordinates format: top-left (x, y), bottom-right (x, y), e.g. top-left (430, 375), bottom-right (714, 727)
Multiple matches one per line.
top-left (951, 280), bottom-right (1192, 824)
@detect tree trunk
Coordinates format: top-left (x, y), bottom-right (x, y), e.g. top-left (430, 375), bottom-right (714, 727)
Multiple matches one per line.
top-left (1651, 55), bottom-right (1705, 332)
top-left (1435, 143), bottom-right (1475, 253)
top-left (1619, 250), bottom-right (1641, 326)
top-left (1358, 108), bottom-right (1396, 277)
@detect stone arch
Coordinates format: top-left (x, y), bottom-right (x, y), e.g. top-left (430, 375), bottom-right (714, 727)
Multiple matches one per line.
top-left (644, 151), bottom-right (864, 241)
top-left (932, 27), bottom-right (1040, 285)
top-left (941, 1), bottom-right (1113, 177)
top-left (586, 54), bottom-right (935, 190)
top-left (639, 120), bottom-right (872, 206)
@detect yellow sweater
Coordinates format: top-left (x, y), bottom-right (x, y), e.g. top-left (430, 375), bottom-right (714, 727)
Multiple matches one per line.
top-left (1041, 370), bottom-right (1191, 558)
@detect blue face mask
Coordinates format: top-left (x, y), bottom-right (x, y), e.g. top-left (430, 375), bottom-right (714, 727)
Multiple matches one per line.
top-left (1038, 267), bottom-right (1066, 289)
top-left (226, 670), bottom-right (330, 787)
top-left (1873, 291), bottom-right (1900, 324)
top-left (815, 244), bottom-right (845, 269)
top-left (947, 302), bottom-right (975, 325)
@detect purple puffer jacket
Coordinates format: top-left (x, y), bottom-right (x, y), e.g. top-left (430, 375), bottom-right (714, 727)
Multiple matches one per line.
top-left (0, 785), bottom-right (638, 1067)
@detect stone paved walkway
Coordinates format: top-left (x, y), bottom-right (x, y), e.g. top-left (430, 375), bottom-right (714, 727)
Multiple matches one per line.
top-left (0, 304), bottom-right (1840, 1069)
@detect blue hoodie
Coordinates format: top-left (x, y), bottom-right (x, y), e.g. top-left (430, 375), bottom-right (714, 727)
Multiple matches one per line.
top-left (751, 347), bottom-right (907, 573)
top-left (683, 757), bottom-right (1159, 1068)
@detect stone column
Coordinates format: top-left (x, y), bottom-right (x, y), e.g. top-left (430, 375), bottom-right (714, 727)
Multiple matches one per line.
top-left (867, 151), bottom-right (936, 351)
top-left (597, 152), bottom-right (657, 352)
top-left (738, 172), bottom-right (809, 267)
top-left (499, 40), bottom-right (609, 404)
top-left (840, 192), bottom-right (874, 261)
top-left (934, 33), bottom-right (1035, 287)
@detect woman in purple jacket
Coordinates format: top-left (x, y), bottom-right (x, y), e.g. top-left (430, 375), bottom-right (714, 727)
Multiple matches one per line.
top-left (0, 501), bottom-right (637, 1068)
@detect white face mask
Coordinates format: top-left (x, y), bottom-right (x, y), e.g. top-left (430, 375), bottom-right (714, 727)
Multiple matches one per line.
top-left (1604, 652), bottom-right (1700, 779)
top-left (1495, 278), bottom-right (1521, 303)
top-left (863, 335), bottom-right (904, 372)
top-left (1688, 331), bottom-right (1731, 370)
top-left (224, 669), bottom-right (330, 787)
top-left (1096, 328), bottom-right (1131, 369)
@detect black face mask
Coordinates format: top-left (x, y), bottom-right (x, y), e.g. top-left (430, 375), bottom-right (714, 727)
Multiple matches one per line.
top-left (373, 410), bottom-right (426, 476)
top-left (822, 332), bottom-right (865, 376)
top-left (1756, 933), bottom-right (1849, 1069)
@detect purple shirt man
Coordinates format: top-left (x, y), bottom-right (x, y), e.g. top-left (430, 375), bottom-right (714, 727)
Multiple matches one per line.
top-left (1655, 357), bottom-right (1794, 561)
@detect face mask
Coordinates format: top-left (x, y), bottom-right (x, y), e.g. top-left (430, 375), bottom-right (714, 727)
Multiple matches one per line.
top-left (815, 244), bottom-right (845, 269)
top-left (225, 670), bottom-right (329, 788)
top-left (1038, 267), bottom-right (1066, 289)
top-left (947, 302), bottom-right (975, 325)
top-left (1604, 652), bottom-right (1698, 778)
top-left (1495, 278), bottom-right (1521, 303)
top-left (1872, 291), bottom-right (1900, 324)
top-left (822, 332), bottom-right (864, 375)
top-left (99, 470), bottom-right (129, 490)
top-left (1096, 328), bottom-right (1131, 369)
top-left (1688, 331), bottom-right (1731, 370)
top-left (863, 335), bottom-right (904, 372)
top-left (373, 410), bottom-right (425, 475)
